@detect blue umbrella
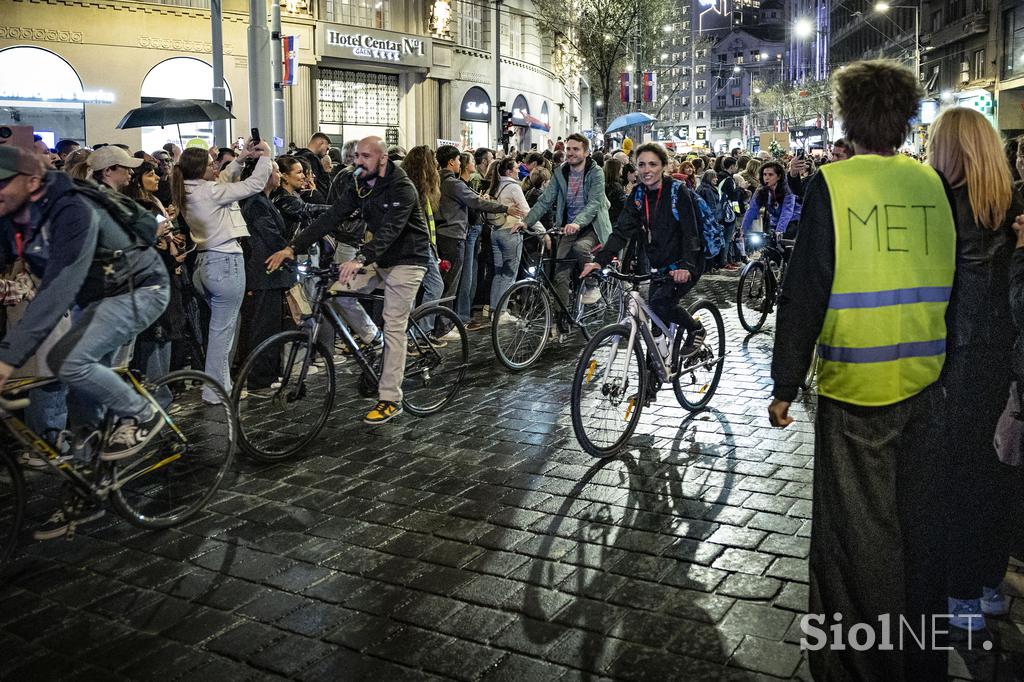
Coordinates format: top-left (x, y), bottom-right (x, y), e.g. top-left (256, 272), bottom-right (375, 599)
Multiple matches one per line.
top-left (605, 112), bottom-right (656, 134)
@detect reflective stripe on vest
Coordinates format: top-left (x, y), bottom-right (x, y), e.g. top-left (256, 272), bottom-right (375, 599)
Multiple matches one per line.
top-left (816, 155), bottom-right (956, 407)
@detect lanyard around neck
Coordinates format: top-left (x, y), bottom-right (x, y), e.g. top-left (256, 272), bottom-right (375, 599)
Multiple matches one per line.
top-left (643, 184), bottom-right (663, 236)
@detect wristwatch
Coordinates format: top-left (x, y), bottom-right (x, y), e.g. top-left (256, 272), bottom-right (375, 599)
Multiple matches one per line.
top-left (354, 253), bottom-right (367, 265)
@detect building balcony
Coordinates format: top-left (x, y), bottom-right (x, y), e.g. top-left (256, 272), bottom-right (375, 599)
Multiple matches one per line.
top-left (923, 11), bottom-right (989, 51)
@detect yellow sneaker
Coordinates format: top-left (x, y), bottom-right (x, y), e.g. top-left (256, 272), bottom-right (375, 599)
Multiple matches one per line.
top-left (364, 400), bottom-right (402, 424)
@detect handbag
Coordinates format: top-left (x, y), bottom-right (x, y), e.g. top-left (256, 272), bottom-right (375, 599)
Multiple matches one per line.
top-left (285, 283), bottom-right (312, 325)
top-left (486, 183), bottom-right (511, 229)
top-left (993, 381), bottom-right (1024, 466)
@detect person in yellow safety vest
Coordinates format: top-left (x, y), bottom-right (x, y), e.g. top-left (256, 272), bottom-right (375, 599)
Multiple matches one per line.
top-left (768, 60), bottom-right (957, 682)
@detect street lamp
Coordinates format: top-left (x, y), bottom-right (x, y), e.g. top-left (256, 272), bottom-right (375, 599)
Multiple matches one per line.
top-left (794, 18), bottom-right (815, 40)
top-left (874, 2), bottom-right (920, 81)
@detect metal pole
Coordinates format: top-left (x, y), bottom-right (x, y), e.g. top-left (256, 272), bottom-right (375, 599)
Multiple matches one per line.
top-left (211, 0), bottom-right (228, 147)
top-left (271, 0), bottom-right (285, 155)
top-left (247, 0), bottom-right (274, 143)
top-left (494, 0), bottom-right (503, 150)
top-left (914, 7), bottom-right (921, 81)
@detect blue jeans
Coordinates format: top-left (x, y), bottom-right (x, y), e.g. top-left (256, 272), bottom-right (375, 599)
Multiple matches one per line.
top-left (193, 252), bottom-right (245, 399)
top-left (26, 383), bottom-right (67, 446)
top-left (46, 283), bottom-right (170, 428)
top-left (490, 228), bottom-right (523, 310)
top-left (133, 338), bottom-right (173, 409)
top-left (456, 223), bottom-right (483, 321)
top-left (419, 255), bottom-right (444, 330)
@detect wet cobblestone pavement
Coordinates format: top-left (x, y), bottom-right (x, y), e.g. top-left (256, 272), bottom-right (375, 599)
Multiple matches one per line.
top-left (4, 272), bottom-right (1024, 681)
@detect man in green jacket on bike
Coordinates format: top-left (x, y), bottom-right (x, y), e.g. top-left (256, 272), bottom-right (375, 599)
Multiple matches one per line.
top-left (511, 133), bottom-right (612, 336)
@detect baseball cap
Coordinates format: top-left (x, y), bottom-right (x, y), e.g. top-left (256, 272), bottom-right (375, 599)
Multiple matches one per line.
top-left (0, 145), bottom-right (45, 180)
top-left (87, 146), bottom-right (144, 173)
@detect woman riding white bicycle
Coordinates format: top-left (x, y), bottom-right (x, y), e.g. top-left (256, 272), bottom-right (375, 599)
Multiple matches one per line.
top-left (580, 143), bottom-right (706, 403)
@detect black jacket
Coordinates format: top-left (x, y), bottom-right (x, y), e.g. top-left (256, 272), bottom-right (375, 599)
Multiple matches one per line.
top-left (606, 180), bottom-right (627, 225)
top-left (241, 193), bottom-right (294, 291)
top-left (946, 184), bottom-right (1023, 352)
top-left (271, 188), bottom-right (330, 241)
top-left (597, 178), bottom-right (703, 276)
top-left (296, 161), bottom-right (431, 269)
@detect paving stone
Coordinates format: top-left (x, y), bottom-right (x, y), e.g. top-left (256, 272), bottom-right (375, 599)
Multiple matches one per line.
top-left (718, 602), bottom-right (796, 640)
top-left (728, 635), bottom-right (803, 678)
top-left (712, 548), bottom-right (776, 576)
top-left (718, 574), bottom-right (784, 600)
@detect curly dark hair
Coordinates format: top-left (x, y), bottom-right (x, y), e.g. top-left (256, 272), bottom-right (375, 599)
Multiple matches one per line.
top-left (756, 161), bottom-right (789, 206)
top-left (834, 60), bottom-right (923, 152)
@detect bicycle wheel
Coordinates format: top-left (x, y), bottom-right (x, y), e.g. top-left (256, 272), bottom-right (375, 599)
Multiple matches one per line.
top-left (736, 260), bottom-right (770, 333)
top-left (233, 331), bottom-right (336, 461)
top-left (673, 300), bottom-right (726, 412)
top-left (571, 324), bottom-right (647, 458)
top-left (110, 370), bottom-right (235, 529)
top-left (403, 306), bottom-right (468, 416)
top-left (492, 280), bottom-right (551, 370)
top-left (0, 450), bottom-right (25, 566)
top-left (574, 275), bottom-right (625, 337)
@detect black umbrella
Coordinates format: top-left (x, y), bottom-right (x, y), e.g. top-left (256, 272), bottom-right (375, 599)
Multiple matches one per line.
top-left (116, 99), bottom-right (235, 147)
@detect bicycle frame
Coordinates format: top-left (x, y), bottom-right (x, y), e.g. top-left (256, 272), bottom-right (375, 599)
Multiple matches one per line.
top-left (609, 289), bottom-right (678, 389)
top-left (515, 232), bottom-right (603, 339)
top-left (297, 273), bottom-right (451, 390)
top-left (0, 371), bottom-right (188, 502)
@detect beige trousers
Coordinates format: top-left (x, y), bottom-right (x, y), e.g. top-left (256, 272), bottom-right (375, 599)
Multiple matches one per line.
top-left (334, 263), bottom-right (426, 403)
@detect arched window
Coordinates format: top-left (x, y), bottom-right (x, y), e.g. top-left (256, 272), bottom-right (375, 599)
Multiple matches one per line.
top-left (0, 46), bottom-right (88, 147)
top-left (139, 57), bottom-right (232, 154)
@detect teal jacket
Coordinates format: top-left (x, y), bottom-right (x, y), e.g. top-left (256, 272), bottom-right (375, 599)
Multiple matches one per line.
top-left (522, 158), bottom-right (612, 243)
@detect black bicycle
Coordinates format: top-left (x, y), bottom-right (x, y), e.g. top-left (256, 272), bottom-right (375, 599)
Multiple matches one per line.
top-left (232, 263), bottom-right (469, 461)
top-left (736, 231), bottom-right (796, 333)
top-left (491, 229), bottom-right (624, 370)
top-left (1, 369), bottom-right (235, 565)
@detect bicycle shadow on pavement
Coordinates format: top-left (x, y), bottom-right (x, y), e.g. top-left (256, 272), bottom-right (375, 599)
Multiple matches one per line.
top-left (517, 408), bottom-right (754, 679)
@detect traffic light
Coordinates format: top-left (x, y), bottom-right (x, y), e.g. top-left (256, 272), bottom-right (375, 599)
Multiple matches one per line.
top-left (500, 110), bottom-right (514, 148)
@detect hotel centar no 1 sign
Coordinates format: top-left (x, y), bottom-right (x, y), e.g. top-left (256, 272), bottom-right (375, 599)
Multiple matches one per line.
top-left (320, 25), bottom-right (433, 69)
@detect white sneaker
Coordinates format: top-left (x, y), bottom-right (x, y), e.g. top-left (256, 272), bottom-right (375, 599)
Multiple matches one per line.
top-left (482, 305), bottom-right (491, 319)
top-left (581, 286), bottom-right (601, 305)
top-left (439, 327), bottom-right (462, 341)
top-left (497, 311), bottom-right (519, 325)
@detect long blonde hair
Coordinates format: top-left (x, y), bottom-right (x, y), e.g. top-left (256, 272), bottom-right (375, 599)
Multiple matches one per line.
top-left (927, 107), bottom-right (1012, 231)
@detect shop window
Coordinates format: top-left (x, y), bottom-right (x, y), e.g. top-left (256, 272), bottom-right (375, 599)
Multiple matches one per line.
top-left (318, 68), bottom-right (399, 126)
top-left (456, 0), bottom-right (486, 50)
top-left (324, 0), bottom-right (389, 29)
top-left (139, 57), bottom-right (232, 153)
top-left (0, 46), bottom-right (87, 145)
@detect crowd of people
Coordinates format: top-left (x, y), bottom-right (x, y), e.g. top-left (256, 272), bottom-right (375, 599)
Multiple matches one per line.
top-left (7, 57), bottom-right (1024, 677)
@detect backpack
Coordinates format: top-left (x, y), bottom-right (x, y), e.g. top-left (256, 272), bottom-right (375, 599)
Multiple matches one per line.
top-left (717, 178), bottom-right (737, 225)
top-left (69, 179), bottom-right (159, 248)
top-left (632, 180), bottom-right (724, 260)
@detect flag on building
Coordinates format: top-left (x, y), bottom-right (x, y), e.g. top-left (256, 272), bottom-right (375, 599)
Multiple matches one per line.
top-left (283, 36), bottom-right (299, 86)
top-left (620, 72), bottom-right (631, 103)
top-left (642, 71), bottom-right (657, 103)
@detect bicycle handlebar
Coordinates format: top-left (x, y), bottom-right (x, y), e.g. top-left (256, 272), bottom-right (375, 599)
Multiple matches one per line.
top-left (598, 266), bottom-right (670, 284)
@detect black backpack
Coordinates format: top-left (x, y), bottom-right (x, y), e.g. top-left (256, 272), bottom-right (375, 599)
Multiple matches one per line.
top-left (68, 179), bottom-right (159, 248)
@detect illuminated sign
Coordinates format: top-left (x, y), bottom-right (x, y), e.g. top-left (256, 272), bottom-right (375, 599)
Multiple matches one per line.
top-left (0, 88), bottom-right (115, 104)
top-left (461, 86), bottom-right (492, 122)
top-left (322, 27), bottom-right (430, 67)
